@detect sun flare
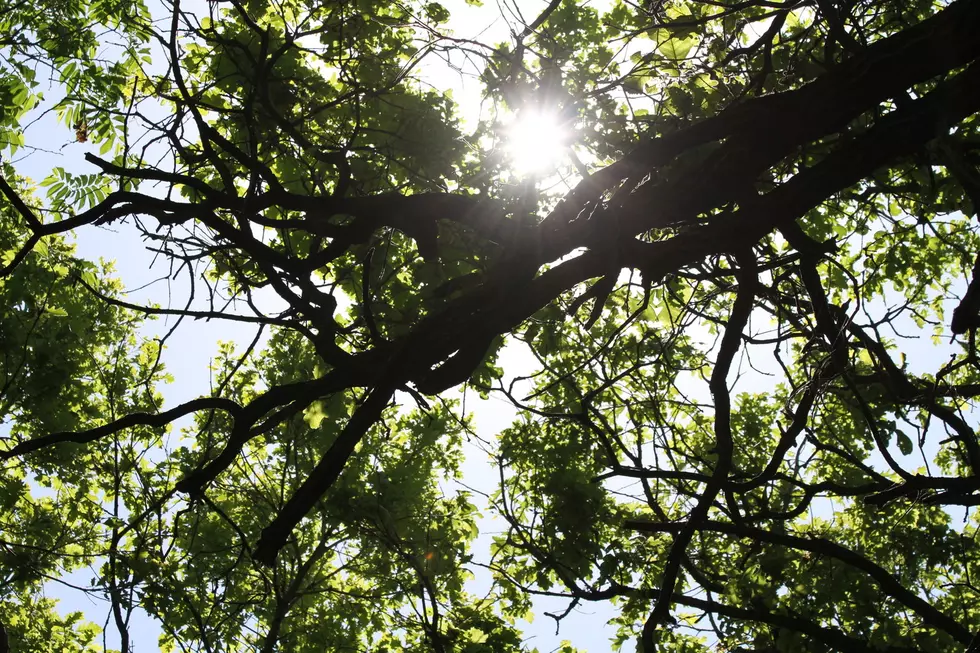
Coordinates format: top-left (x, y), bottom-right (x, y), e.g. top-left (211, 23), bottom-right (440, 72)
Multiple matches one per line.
top-left (503, 108), bottom-right (568, 176)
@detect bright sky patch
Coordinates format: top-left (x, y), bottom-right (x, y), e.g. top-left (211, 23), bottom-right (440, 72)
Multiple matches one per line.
top-left (503, 107), bottom-right (568, 176)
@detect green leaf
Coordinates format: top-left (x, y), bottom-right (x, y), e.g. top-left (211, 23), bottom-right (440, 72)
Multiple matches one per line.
top-left (658, 36), bottom-right (696, 60)
top-left (896, 430), bottom-right (913, 456)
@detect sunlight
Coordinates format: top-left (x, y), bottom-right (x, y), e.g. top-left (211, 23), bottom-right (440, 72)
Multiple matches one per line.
top-left (503, 107), bottom-right (568, 176)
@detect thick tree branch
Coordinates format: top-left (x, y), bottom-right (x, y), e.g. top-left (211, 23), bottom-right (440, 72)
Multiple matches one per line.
top-left (0, 397), bottom-right (241, 460)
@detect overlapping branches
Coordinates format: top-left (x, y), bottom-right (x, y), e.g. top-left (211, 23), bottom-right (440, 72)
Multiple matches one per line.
top-left (3, 0), bottom-right (980, 648)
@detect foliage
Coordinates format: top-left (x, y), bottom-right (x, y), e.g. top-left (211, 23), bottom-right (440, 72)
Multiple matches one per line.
top-left (1, 0), bottom-right (980, 651)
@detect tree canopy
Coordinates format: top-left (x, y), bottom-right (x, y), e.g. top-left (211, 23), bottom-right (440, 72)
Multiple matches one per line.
top-left (2, 0), bottom-right (980, 650)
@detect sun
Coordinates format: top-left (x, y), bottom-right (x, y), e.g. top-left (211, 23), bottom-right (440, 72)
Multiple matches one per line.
top-left (503, 107), bottom-right (568, 176)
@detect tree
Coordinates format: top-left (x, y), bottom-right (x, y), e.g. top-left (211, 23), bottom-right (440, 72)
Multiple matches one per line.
top-left (1, 0), bottom-right (980, 649)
